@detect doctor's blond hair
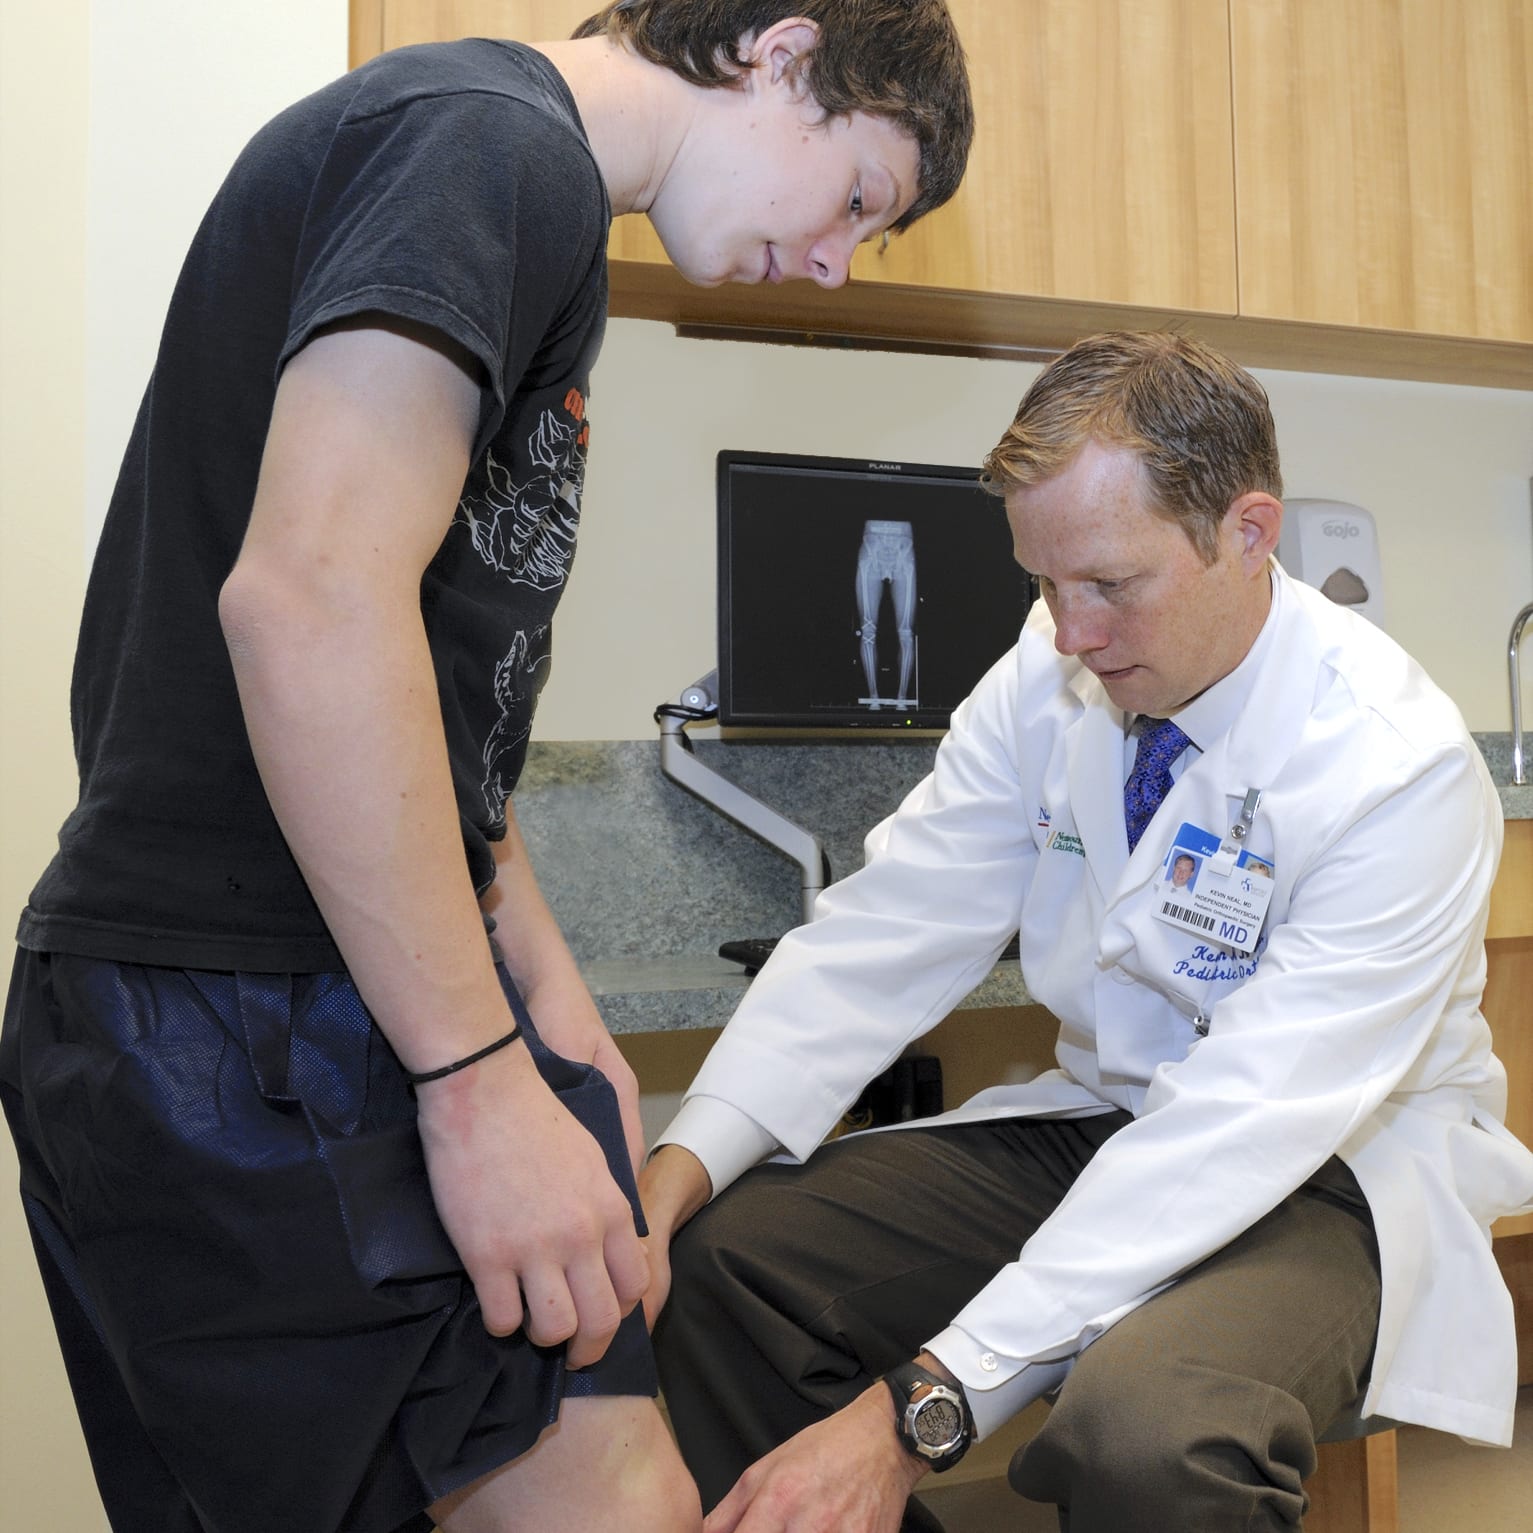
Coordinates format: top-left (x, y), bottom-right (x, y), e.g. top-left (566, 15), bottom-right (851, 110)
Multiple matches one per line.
top-left (982, 331), bottom-right (1284, 565)
top-left (572, 1), bottom-right (974, 231)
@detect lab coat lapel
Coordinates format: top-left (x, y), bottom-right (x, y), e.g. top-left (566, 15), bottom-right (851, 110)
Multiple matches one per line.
top-left (1100, 569), bottom-right (1323, 944)
top-left (1064, 666), bottom-right (1130, 900)
top-left (1112, 566), bottom-right (1325, 914)
top-left (1218, 571), bottom-right (1327, 793)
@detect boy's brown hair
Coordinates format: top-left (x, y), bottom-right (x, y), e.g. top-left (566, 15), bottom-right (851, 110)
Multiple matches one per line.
top-left (574, 1), bottom-right (974, 230)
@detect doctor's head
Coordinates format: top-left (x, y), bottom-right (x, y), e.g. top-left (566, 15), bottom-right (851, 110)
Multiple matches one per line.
top-left (984, 332), bottom-right (1285, 719)
top-left (1170, 853), bottom-right (1197, 888)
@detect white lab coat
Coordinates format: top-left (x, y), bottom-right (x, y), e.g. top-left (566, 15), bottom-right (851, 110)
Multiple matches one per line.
top-left (674, 565), bottom-right (1533, 1446)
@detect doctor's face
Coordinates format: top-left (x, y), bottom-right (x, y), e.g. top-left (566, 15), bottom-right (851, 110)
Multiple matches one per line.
top-left (1005, 440), bottom-right (1274, 719)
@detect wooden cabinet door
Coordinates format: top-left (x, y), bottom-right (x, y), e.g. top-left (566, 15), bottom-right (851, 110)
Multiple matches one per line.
top-left (1231, 0), bottom-right (1533, 343)
top-left (1488, 819), bottom-right (1533, 1240)
top-left (854, 0), bottom-right (1237, 315)
top-left (356, 0), bottom-right (1239, 316)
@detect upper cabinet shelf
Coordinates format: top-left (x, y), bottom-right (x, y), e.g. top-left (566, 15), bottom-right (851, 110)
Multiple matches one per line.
top-left (351, 0), bottom-right (1532, 388)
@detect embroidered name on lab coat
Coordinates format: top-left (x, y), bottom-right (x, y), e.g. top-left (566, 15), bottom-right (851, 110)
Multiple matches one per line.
top-left (1171, 943), bottom-right (1262, 983)
top-left (1049, 830), bottom-right (1085, 857)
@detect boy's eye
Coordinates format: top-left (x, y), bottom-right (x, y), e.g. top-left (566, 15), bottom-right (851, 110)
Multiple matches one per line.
top-left (851, 185), bottom-right (864, 217)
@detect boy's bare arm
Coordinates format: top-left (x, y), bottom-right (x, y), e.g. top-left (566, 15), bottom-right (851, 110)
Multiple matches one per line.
top-left (220, 320), bottom-right (646, 1367)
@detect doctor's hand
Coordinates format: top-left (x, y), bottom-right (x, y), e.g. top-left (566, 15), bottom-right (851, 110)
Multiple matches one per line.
top-left (413, 1037), bottom-right (650, 1369)
top-left (636, 1144), bottom-right (713, 1329)
top-left (703, 1383), bottom-right (926, 1533)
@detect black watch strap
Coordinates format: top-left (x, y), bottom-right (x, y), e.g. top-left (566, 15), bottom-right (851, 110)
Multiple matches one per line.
top-left (884, 1361), bottom-right (973, 1473)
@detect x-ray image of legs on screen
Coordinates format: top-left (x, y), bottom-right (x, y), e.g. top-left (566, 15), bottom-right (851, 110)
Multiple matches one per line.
top-left (717, 457), bottom-right (1032, 728)
top-left (855, 519), bottom-right (917, 709)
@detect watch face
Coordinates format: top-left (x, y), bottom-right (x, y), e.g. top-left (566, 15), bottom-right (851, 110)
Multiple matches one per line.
top-left (913, 1395), bottom-right (964, 1450)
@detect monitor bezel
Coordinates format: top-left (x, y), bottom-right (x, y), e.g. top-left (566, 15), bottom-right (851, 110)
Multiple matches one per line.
top-left (715, 448), bottom-right (1029, 731)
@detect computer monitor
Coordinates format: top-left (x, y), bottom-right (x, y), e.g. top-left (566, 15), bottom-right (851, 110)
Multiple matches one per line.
top-left (716, 449), bottom-right (1033, 729)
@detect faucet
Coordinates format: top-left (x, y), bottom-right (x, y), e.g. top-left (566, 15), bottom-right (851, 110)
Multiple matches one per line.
top-left (1512, 601), bottom-right (1533, 785)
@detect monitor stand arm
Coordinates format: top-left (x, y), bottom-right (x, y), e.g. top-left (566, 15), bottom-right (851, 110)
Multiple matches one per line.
top-left (658, 670), bottom-right (827, 928)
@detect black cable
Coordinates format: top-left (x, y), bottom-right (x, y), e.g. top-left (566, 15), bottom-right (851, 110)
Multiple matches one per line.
top-left (654, 701), bottom-right (716, 724)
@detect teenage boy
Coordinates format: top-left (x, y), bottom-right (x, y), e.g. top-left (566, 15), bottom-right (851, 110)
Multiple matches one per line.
top-left (0, 5), bottom-right (974, 1531)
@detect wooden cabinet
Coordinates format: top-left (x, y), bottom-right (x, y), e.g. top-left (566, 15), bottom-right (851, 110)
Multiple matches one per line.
top-left (349, 1), bottom-right (1533, 385)
top-left (849, 0), bottom-right (1237, 315)
top-left (1489, 819), bottom-right (1532, 1238)
top-left (1231, 0), bottom-right (1533, 344)
top-left (355, 0), bottom-right (1238, 309)
top-left (1487, 819), bottom-right (1532, 1388)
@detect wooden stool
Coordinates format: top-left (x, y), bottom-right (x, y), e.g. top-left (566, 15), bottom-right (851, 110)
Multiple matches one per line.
top-left (1307, 1406), bottom-right (1401, 1533)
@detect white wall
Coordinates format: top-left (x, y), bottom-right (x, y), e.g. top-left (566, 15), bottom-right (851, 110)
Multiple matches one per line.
top-left (0, 3), bottom-right (347, 1526)
top-left (84, 0), bottom-right (351, 550)
top-left (0, 0), bottom-right (94, 1522)
top-left (539, 323), bottom-right (1533, 741)
top-left (2, 2), bottom-right (1530, 1526)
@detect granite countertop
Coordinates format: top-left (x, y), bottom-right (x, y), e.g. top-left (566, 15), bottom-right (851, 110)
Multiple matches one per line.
top-left (1473, 733), bottom-right (1533, 820)
top-left (513, 732), bottom-right (1529, 1035)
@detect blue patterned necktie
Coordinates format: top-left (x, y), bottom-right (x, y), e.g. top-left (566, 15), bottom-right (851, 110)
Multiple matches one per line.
top-left (1124, 717), bottom-right (1192, 853)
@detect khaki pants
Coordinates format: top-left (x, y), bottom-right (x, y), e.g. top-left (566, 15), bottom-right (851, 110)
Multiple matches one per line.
top-left (655, 1112), bottom-right (1380, 1532)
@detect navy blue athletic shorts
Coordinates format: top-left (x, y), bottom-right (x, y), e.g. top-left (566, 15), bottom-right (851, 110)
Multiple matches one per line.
top-left (0, 948), bottom-right (657, 1533)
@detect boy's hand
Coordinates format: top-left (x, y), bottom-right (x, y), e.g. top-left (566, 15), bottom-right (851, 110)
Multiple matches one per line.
top-left (415, 1039), bottom-right (650, 1369)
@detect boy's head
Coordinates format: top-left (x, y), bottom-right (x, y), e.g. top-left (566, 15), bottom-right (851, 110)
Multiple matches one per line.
top-left (574, 1), bottom-right (974, 230)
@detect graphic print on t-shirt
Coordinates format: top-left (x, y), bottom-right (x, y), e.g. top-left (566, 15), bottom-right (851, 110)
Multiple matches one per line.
top-left (455, 408), bottom-right (584, 591)
top-left (480, 623), bottom-right (551, 822)
top-left (455, 395), bottom-right (589, 826)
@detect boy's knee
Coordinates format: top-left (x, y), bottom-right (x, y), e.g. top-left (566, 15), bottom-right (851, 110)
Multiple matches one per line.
top-left (617, 1443), bottom-right (703, 1533)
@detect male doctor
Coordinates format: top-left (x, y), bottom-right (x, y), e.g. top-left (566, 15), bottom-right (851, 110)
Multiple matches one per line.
top-left (637, 331), bottom-right (1533, 1533)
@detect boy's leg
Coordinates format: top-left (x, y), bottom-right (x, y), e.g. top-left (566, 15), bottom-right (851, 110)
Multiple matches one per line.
top-left (430, 1395), bottom-right (700, 1532)
top-left (1010, 1157), bottom-right (1381, 1533)
top-left (1, 949), bottom-right (670, 1533)
top-left (655, 1113), bottom-right (1132, 1513)
top-left (13, 1185), bottom-right (210, 1530)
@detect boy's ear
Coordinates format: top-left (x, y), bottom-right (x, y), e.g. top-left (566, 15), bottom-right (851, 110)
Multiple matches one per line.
top-left (746, 17), bottom-right (821, 96)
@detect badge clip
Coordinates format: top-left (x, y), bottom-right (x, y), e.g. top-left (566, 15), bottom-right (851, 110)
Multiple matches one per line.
top-left (1206, 788), bottom-right (1263, 875)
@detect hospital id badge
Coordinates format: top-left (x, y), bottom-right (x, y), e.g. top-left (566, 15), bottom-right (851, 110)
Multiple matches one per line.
top-left (1154, 822), bottom-right (1275, 956)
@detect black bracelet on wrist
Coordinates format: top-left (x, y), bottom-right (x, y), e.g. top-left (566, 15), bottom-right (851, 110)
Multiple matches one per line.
top-left (404, 1024), bottom-right (523, 1085)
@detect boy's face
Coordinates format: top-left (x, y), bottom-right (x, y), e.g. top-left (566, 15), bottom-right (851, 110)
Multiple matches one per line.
top-left (647, 69), bottom-right (921, 290)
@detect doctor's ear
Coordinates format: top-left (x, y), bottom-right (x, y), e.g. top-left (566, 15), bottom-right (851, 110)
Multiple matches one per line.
top-left (1225, 492), bottom-right (1282, 574)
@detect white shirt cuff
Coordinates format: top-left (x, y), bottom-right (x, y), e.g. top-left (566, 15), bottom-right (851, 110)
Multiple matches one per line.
top-left (925, 1325), bottom-right (1073, 1441)
top-left (652, 1095), bottom-right (781, 1201)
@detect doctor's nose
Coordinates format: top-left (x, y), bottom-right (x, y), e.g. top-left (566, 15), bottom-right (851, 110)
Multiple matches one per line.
top-left (1051, 605), bottom-right (1108, 658)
